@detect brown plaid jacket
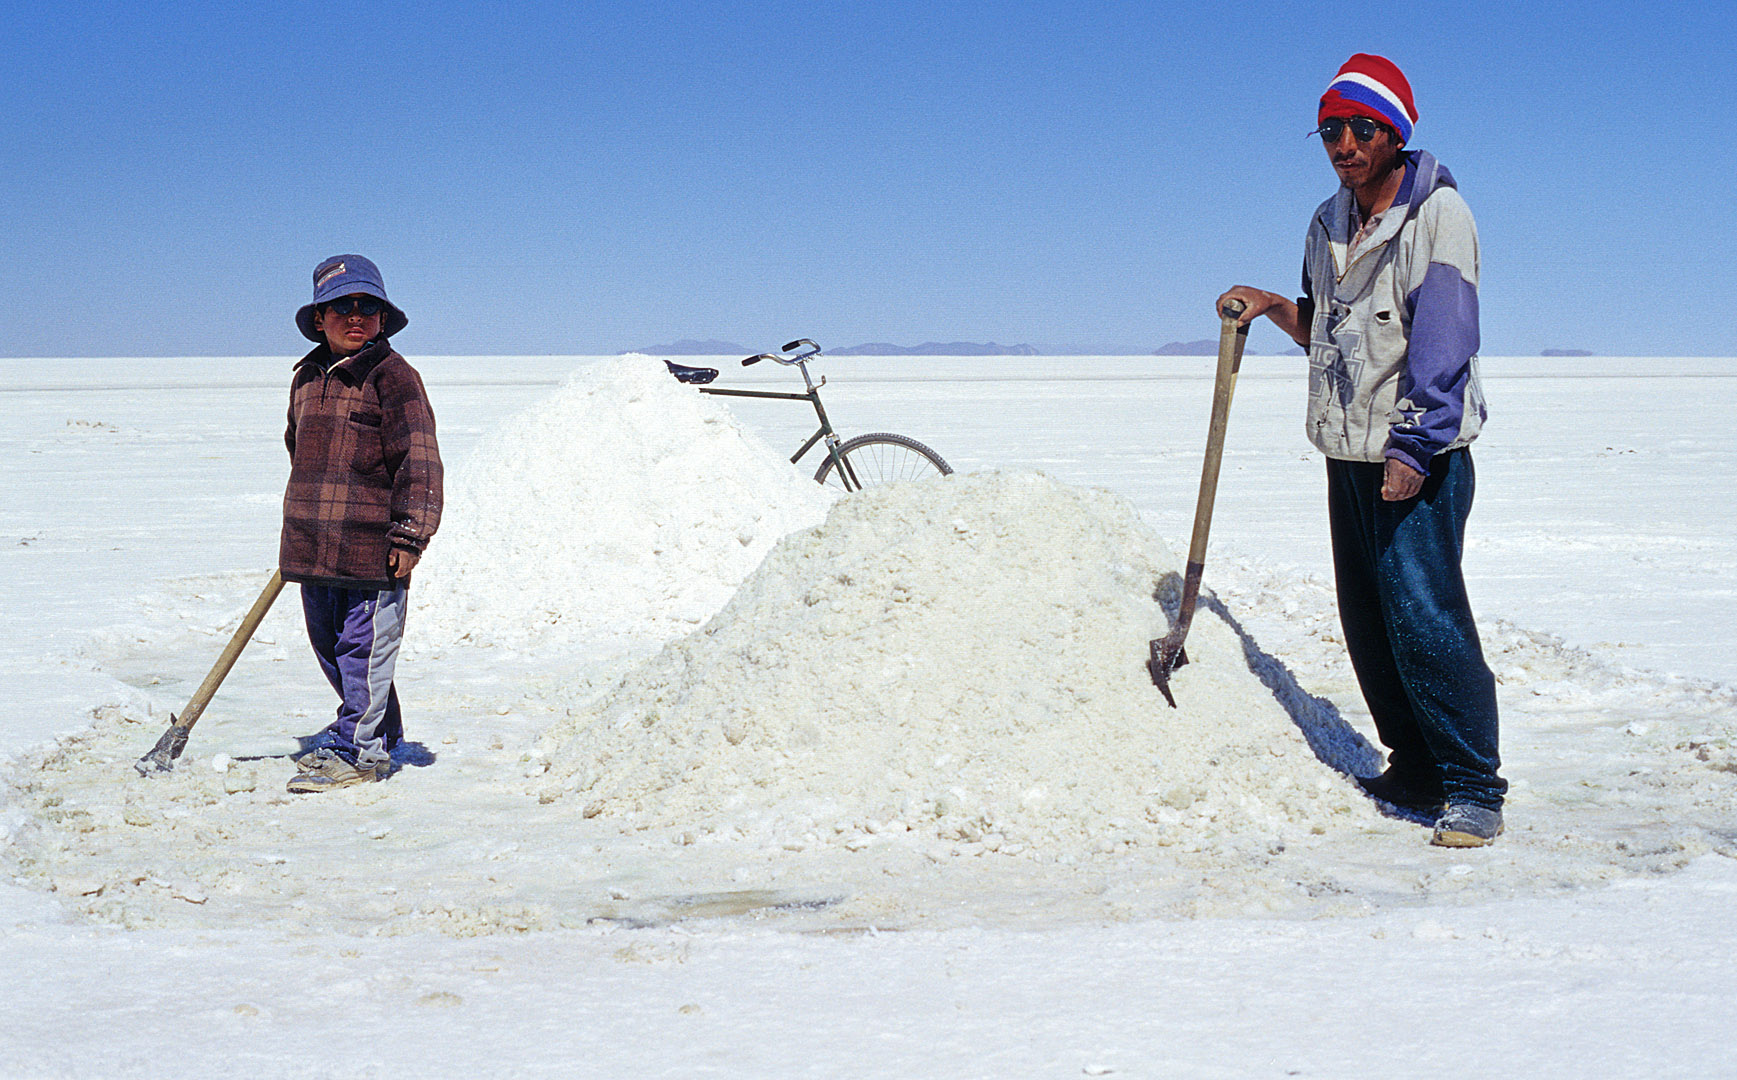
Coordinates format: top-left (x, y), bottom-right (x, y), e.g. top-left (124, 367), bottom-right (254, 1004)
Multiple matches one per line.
top-left (279, 339), bottom-right (443, 588)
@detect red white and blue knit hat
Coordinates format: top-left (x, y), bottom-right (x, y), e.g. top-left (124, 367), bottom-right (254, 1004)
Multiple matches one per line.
top-left (1318, 54), bottom-right (1417, 144)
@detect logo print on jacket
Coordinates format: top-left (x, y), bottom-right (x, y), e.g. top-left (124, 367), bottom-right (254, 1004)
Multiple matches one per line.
top-left (1313, 304), bottom-right (1364, 410)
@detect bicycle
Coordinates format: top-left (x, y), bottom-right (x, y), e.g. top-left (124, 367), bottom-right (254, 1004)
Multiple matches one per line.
top-left (663, 339), bottom-right (953, 492)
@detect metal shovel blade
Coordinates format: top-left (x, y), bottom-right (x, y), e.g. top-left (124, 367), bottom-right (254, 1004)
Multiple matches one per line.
top-left (134, 717), bottom-right (191, 776)
top-left (1147, 639), bottom-right (1187, 708)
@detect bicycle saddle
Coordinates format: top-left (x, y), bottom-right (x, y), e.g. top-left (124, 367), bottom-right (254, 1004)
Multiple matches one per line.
top-left (663, 359), bottom-right (719, 385)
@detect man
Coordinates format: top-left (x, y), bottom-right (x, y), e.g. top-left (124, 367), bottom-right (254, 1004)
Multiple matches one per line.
top-left (1218, 54), bottom-right (1505, 846)
top-left (281, 255), bottom-right (443, 793)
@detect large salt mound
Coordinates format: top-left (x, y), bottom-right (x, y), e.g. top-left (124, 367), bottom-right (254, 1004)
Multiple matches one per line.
top-left (415, 355), bottom-right (835, 649)
top-left (536, 471), bottom-right (1381, 853)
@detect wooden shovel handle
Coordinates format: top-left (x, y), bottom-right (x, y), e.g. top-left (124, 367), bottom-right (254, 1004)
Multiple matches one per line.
top-left (136, 570), bottom-right (285, 775)
top-left (176, 570), bottom-right (285, 731)
top-left (1183, 299), bottom-right (1249, 568)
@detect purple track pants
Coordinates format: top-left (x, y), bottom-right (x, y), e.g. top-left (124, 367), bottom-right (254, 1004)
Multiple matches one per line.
top-left (300, 583), bottom-right (408, 771)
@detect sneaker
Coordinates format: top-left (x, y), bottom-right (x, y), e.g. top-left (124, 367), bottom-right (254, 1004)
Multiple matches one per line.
top-left (1356, 769), bottom-right (1445, 814)
top-left (294, 732), bottom-right (399, 770)
top-left (286, 748), bottom-right (381, 794)
top-left (1431, 802), bottom-right (1504, 847)
top-left (292, 729), bottom-right (345, 769)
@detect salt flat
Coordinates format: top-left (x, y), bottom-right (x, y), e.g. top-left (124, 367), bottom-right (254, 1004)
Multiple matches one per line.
top-left (1, 353), bottom-right (1733, 1077)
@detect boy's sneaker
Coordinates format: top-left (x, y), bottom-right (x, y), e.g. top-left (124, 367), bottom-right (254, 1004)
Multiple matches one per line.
top-left (1431, 802), bottom-right (1504, 847)
top-left (292, 727), bottom-right (350, 769)
top-left (1356, 769), bottom-right (1445, 814)
top-left (286, 748), bottom-right (381, 794)
top-left (293, 731), bottom-right (399, 770)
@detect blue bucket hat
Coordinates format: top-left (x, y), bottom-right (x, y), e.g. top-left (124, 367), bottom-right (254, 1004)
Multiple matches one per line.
top-left (295, 254), bottom-right (409, 343)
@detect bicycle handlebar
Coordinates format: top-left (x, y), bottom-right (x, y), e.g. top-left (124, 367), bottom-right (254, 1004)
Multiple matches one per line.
top-left (741, 340), bottom-right (822, 366)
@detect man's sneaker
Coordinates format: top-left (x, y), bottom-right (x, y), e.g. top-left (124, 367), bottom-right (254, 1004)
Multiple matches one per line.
top-left (286, 748), bottom-right (381, 794)
top-left (1431, 802), bottom-right (1504, 847)
top-left (1356, 769), bottom-right (1445, 814)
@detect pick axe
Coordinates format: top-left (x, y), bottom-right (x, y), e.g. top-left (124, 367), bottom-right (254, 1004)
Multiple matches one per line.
top-left (1148, 297), bottom-right (1249, 706)
top-left (134, 571), bottom-right (285, 776)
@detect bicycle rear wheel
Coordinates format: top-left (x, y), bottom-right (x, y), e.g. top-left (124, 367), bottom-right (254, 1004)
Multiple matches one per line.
top-left (814, 433), bottom-right (953, 491)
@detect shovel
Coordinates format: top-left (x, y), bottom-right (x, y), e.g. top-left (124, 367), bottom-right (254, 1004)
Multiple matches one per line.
top-left (1148, 297), bottom-right (1249, 707)
top-left (135, 571), bottom-right (285, 776)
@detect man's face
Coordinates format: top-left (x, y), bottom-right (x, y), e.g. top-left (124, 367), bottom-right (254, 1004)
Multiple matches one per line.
top-left (1322, 117), bottom-right (1403, 190)
top-left (314, 293), bottom-right (384, 355)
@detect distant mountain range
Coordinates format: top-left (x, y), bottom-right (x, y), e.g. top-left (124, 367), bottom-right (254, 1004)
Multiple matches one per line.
top-left (1153, 340), bottom-right (1307, 356)
top-left (1152, 339), bottom-right (1218, 355)
top-left (1541, 348), bottom-right (1593, 357)
top-left (625, 338), bottom-right (1308, 357)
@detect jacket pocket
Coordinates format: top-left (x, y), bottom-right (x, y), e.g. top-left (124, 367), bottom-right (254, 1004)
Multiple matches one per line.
top-left (349, 411), bottom-right (387, 476)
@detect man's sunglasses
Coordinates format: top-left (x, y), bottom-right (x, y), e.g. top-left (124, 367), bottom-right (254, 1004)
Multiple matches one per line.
top-left (1314, 116), bottom-right (1386, 144)
top-left (323, 296), bottom-right (386, 317)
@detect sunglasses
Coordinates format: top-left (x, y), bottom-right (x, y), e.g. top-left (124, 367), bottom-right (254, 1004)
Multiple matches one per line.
top-left (323, 296), bottom-right (386, 317)
top-left (1314, 116), bottom-right (1386, 144)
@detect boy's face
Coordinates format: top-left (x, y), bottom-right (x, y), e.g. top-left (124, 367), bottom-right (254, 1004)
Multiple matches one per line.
top-left (314, 293), bottom-right (384, 356)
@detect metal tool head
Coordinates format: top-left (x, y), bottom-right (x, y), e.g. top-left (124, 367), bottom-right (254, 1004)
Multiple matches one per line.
top-left (133, 718), bottom-right (190, 777)
top-left (1146, 637), bottom-right (1188, 708)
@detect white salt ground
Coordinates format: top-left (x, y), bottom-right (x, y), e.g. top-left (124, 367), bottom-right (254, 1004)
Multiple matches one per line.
top-left (8, 465), bottom-right (1734, 933)
top-left (4, 356), bottom-right (1737, 1075)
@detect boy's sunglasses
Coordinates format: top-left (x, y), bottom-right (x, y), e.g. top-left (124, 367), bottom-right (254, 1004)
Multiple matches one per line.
top-left (323, 296), bottom-right (386, 317)
top-left (1314, 116), bottom-right (1385, 144)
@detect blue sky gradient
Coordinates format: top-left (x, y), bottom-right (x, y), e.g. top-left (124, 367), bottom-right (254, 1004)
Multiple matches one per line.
top-left (3, 0), bottom-right (1730, 356)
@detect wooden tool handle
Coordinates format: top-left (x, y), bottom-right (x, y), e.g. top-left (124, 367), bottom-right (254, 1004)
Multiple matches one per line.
top-left (177, 570), bottom-right (285, 731)
top-left (1184, 301), bottom-right (1250, 567)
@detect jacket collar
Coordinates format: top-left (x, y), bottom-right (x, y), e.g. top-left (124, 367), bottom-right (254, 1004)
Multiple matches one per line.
top-left (294, 336), bottom-right (393, 381)
top-left (1319, 150), bottom-right (1452, 289)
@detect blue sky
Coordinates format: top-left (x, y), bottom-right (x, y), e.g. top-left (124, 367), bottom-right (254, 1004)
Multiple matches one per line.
top-left (2, 0), bottom-right (1730, 356)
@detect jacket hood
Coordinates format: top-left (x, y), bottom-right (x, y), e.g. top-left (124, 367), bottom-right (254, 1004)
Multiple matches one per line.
top-left (1395, 150), bottom-right (1454, 222)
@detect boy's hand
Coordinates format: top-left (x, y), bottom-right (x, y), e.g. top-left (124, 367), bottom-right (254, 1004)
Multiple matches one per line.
top-left (389, 548), bottom-right (419, 577)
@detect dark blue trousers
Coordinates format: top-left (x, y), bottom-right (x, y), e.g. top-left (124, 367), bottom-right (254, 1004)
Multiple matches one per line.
top-left (1327, 449), bottom-right (1505, 809)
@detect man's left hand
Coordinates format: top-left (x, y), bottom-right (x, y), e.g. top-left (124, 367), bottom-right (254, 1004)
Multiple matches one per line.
top-left (1381, 458), bottom-right (1425, 501)
top-left (390, 548), bottom-right (420, 577)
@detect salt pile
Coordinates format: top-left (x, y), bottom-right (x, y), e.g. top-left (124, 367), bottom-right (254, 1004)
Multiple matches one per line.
top-left (415, 356), bottom-right (835, 649)
top-left (535, 472), bottom-right (1380, 854)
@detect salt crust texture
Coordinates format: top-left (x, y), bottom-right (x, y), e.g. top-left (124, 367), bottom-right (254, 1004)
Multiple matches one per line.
top-left (414, 355), bottom-right (836, 650)
top-left (536, 471), bottom-right (1382, 852)
top-left (11, 365), bottom-right (1735, 933)
top-left (7, 471), bottom-right (1736, 933)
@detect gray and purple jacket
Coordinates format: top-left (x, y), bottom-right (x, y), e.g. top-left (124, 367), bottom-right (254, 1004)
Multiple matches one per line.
top-left (1300, 150), bottom-right (1485, 472)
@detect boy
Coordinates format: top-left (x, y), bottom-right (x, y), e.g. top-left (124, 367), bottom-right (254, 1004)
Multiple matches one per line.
top-left (281, 255), bottom-right (443, 793)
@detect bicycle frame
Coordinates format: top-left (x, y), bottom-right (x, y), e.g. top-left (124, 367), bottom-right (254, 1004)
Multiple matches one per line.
top-left (698, 343), bottom-right (856, 483)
